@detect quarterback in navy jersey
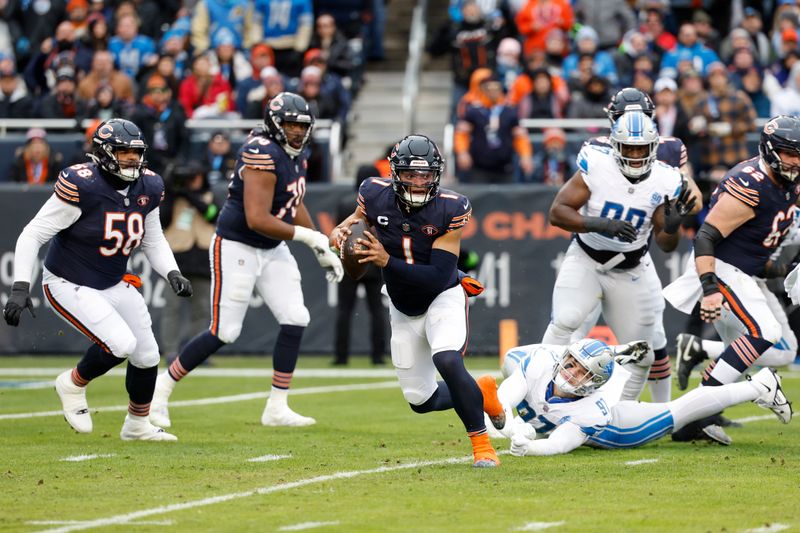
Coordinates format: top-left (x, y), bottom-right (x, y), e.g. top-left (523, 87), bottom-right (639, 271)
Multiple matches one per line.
top-left (665, 116), bottom-right (800, 397)
top-left (150, 92), bottom-right (343, 429)
top-left (330, 134), bottom-right (499, 468)
top-left (3, 118), bottom-right (193, 441)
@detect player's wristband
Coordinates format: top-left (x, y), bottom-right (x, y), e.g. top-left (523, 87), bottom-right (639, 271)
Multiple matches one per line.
top-left (700, 272), bottom-right (720, 296)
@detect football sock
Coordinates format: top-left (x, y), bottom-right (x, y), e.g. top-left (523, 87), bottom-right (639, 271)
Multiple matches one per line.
top-left (432, 350), bottom-right (485, 434)
top-left (272, 325), bottom-right (304, 390)
top-left (74, 343), bottom-right (124, 385)
top-left (170, 330), bottom-right (225, 380)
top-left (701, 340), bottom-right (724, 360)
top-left (126, 363), bottom-right (157, 416)
top-left (469, 431), bottom-right (495, 458)
top-left (702, 335), bottom-right (772, 386)
top-left (409, 382), bottom-right (453, 413)
top-left (669, 381), bottom-right (758, 431)
top-left (647, 347), bottom-right (671, 402)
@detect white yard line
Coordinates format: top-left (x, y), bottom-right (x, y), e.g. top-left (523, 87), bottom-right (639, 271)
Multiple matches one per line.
top-left (278, 521), bottom-right (340, 531)
top-left (247, 454), bottom-right (292, 463)
top-left (513, 522), bottom-right (566, 531)
top-left (0, 380), bottom-right (55, 390)
top-left (0, 367), bottom-right (504, 379)
top-left (34, 455), bottom-right (475, 533)
top-left (0, 381), bottom-right (398, 421)
top-left (28, 520), bottom-right (173, 527)
top-left (60, 454), bottom-right (116, 462)
top-left (732, 415), bottom-right (775, 424)
top-left (624, 458), bottom-right (659, 466)
top-left (742, 524), bottom-right (791, 533)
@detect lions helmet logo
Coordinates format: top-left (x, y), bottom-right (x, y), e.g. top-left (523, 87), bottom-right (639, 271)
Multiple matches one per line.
top-left (136, 195), bottom-right (150, 206)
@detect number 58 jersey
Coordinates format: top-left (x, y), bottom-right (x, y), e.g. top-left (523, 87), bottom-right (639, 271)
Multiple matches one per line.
top-left (44, 162), bottom-right (164, 290)
top-left (576, 144), bottom-right (682, 252)
top-left (216, 129), bottom-right (309, 249)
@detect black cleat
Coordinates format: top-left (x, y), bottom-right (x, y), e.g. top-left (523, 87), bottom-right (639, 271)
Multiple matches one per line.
top-left (675, 333), bottom-right (708, 390)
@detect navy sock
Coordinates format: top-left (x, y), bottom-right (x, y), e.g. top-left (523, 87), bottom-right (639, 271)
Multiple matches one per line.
top-left (171, 331), bottom-right (225, 380)
top-left (648, 347), bottom-right (671, 380)
top-left (270, 325), bottom-right (304, 390)
top-left (432, 350), bottom-right (485, 433)
top-left (75, 343), bottom-right (124, 383)
top-left (126, 363), bottom-right (157, 416)
top-left (701, 335), bottom-right (773, 386)
top-left (409, 381), bottom-right (453, 413)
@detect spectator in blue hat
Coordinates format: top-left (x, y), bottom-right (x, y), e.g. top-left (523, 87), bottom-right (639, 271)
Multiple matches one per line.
top-left (192, 0), bottom-right (260, 55)
top-left (158, 30), bottom-right (189, 80)
top-left (108, 13), bottom-right (157, 78)
top-left (207, 28), bottom-right (252, 91)
top-left (562, 26), bottom-right (618, 87)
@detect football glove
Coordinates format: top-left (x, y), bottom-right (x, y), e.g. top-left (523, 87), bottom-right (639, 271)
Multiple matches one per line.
top-left (460, 274), bottom-right (484, 297)
top-left (584, 217), bottom-right (637, 243)
top-left (3, 281), bottom-right (35, 327)
top-left (168, 270), bottom-right (193, 297)
top-left (613, 340), bottom-right (649, 365)
top-left (663, 181), bottom-right (696, 234)
top-left (510, 433), bottom-right (535, 457)
top-left (293, 226), bottom-right (344, 283)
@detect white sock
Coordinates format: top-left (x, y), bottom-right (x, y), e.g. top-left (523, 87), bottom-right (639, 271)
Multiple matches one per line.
top-left (158, 371), bottom-right (177, 394)
top-left (702, 340), bottom-right (725, 360)
top-left (269, 387), bottom-right (288, 409)
top-left (125, 413), bottom-right (149, 424)
top-left (647, 378), bottom-right (671, 403)
top-left (621, 364), bottom-right (649, 401)
top-left (708, 358), bottom-right (744, 385)
top-left (669, 381), bottom-right (757, 430)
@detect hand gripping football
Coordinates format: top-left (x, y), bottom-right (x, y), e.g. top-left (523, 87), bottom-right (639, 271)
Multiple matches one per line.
top-left (340, 219), bottom-right (372, 280)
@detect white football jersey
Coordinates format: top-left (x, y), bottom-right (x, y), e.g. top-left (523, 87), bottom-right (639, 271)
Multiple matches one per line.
top-left (507, 344), bottom-right (630, 435)
top-left (576, 143), bottom-right (682, 252)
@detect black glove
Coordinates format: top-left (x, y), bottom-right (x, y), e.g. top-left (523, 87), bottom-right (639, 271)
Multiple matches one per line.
top-left (663, 182), bottom-right (696, 234)
top-left (3, 281), bottom-right (35, 327)
top-left (167, 270), bottom-right (193, 297)
top-left (584, 217), bottom-right (638, 243)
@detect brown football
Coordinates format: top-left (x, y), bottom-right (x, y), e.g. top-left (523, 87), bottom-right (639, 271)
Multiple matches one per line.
top-left (340, 219), bottom-right (372, 280)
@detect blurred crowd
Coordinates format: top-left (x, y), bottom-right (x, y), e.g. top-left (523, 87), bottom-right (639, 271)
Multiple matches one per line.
top-left (0, 0), bottom-right (388, 181)
top-left (432, 0), bottom-right (800, 186)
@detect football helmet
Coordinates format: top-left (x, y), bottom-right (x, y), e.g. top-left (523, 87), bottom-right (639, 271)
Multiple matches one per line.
top-left (389, 134), bottom-right (444, 208)
top-left (759, 115), bottom-right (800, 184)
top-left (553, 339), bottom-right (615, 397)
top-left (604, 87), bottom-right (655, 123)
top-left (264, 91), bottom-right (315, 158)
top-left (610, 111), bottom-right (659, 183)
top-left (89, 118), bottom-right (148, 182)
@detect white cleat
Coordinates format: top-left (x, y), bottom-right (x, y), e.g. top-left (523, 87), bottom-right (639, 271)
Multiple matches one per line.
top-left (55, 370), bottom-right (92, 433)
top-left (120, 415), bottom-right (178, 441)
top-left (749, 368), bottom-right (793, 424)
top-left (261, 404), bottom-right (316, 427)
top-left (149, 374), bottom-right (173, 428)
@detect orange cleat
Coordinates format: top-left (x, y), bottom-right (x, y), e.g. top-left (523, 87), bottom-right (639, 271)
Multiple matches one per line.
top-left (476, 374), bottom-right (506, 430)
top-left (469, 432), bottom-right (499, 468)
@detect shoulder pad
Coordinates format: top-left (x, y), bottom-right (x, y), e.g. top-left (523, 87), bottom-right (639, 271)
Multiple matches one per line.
top-left (439, 189), bottom-right (471, 231)
top-left (357, 177), bottom-right (392, 216)
top-left (577, 144), bottom-right (609, 174)
top-left (54, 164), bottom-right (95, 205)
top-left (722, 165), bottom-right (763, 207)
top-left (241, 135), bottom-right (280, 171)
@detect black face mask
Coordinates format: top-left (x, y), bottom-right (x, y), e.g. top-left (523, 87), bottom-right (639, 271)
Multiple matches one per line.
top-left (56, 39), bottom-right (74, 51)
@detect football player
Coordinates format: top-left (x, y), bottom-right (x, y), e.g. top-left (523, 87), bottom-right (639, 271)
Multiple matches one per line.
top-left (329, 134), bottom-right (499, 468)
top-left (3, 118), bottom-right (191, 441)
top-left (664, 116), bottom-right (800, 420)
top-left (477, 339), bottom-right (791, 456)
top-left (570, 87), bottom-right (701, 403)
top-left (544, 110), bottom-right (694, 401)
top-left (149, 92), bottom-right (343, 428)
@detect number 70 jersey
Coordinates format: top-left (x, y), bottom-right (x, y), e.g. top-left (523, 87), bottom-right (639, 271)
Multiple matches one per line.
top-left (577, 144), bottom-right (682, 252)
top-left (216, 129), bottom-right (309, 250)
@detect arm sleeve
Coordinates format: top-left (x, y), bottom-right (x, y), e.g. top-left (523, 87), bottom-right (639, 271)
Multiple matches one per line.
top-left (384, 249), bottom-right (458, 293)
top-left (14, 194), bottom-right (82, 284)
top-left (519, 422), bottom-right (589, 456)
top-left (141, 207), bottom-right (180, 279)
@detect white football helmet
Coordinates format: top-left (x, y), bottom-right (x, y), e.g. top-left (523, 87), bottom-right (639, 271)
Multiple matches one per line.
top-left (554, 339), bottom-right (615, 397)
top-left (609, 110), bottom-right (659, 183)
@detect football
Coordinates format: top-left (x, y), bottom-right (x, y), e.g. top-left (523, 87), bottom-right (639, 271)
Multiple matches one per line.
top-left (340, 219), bottom-right (372, 280)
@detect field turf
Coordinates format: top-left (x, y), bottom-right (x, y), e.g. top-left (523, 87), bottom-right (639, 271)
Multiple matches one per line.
top-left (1, 356), bottom-right (798, 533)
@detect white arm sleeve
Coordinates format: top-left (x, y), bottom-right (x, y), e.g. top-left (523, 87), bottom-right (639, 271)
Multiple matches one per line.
top-left (141, 208), bottom-right (180, 279)
top-left (497, 367), bottom-right (529, 410)
top-left (14, 195), bottom-right (81, 284)
top-left (515, 422), bottom-right (588, 456)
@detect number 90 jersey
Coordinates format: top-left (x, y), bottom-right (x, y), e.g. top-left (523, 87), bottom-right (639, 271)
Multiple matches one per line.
top-left (576, 143), bottom-right (682, 252)
top-left (711, 157), bottom-right (799, 275)
top-left (44, 162), bottom-right (164, 290)
top-left (216, 128), bottom-right (308, 249)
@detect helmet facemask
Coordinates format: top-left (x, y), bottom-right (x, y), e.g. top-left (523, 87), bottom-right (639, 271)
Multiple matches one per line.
top-left (610, 111), bottom-right (659, 184)
top-left (102, 144), bottom-right (146, 181)
top-left (270, 115), bottom-right (313, 157)
top-left (392, 167), bottom-right (440, 208)
top-left (762, 140), bottom-right (800, 184)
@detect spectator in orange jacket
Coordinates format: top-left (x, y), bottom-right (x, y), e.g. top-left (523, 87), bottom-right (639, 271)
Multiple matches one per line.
top-left (515, 0), bottom-right (573, 57)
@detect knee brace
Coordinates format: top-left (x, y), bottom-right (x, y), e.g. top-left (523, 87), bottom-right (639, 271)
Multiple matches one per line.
top-left (216, 323), bottom-right (243, 345)
top-left (551, 307), bottom-right (586, 336)
top-left (277, 303), bottom-right (310, 328)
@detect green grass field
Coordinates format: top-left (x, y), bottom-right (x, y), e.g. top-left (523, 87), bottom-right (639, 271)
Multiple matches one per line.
top-left (1, 355), bottom-right (798, 533)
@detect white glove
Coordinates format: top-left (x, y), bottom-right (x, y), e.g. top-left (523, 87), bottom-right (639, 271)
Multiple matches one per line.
top-left (293, 226), bottom-right (344, 283)
top-left (510, 433), bottom-right (535, 456)
top-left (785, 264), bottom-right (800, 305)
top-left (613, 340), bottom-right (650, 365)
top-left (709, 121), bottom-right (732, 137)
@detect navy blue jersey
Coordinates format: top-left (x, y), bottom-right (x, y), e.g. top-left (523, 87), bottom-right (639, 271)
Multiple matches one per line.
top-left (216, 128), bottom-right (308, 249)
top-left (44, 162), bottom-right (164, 290)
top-left (587, 135), bottom-right (687, 169)
top-left (358, 178), bottom-right (471, 316)
top-left (712, 157), bottom-right (799, 276)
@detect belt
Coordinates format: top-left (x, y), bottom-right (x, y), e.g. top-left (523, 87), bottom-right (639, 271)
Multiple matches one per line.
top-left (576, 235), bottom-right (648, 270)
